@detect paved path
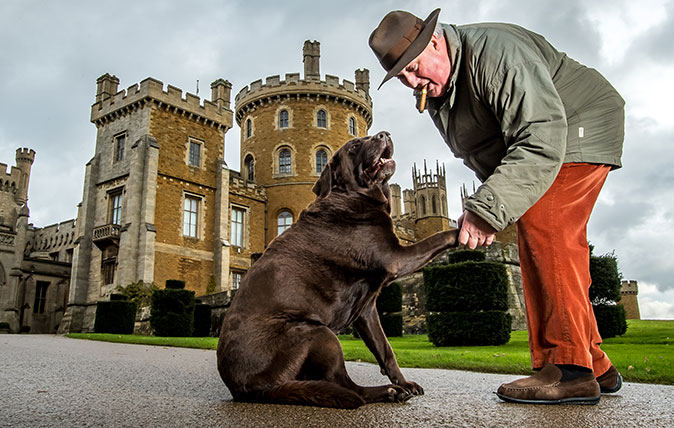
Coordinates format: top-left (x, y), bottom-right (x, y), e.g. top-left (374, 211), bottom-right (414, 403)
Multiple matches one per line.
top-left (1, 335), bottom-right (672, 427)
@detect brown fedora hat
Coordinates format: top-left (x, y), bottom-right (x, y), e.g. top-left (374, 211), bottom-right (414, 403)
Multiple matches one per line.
top-left (369, 8), bottom-right (441, 89)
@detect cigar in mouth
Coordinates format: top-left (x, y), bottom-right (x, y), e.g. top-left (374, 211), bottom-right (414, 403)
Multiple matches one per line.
top-left (417, 84), bottom-right (428, 113)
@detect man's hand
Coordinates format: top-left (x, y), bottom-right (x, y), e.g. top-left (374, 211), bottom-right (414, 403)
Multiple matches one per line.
top-left (457, 210), bottom-right (497, 249)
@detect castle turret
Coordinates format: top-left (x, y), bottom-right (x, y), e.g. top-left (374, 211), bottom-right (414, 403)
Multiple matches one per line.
top-left (390, 183), bottom-right (402, 218)
top-left (211, 79), bottom-right (232, 110)
top-left (303, 40), bottom-right (321, 81)
top-left (412, 160), bottom-right (451, 240)
top-left (355, 69), bottom-right (370, 95)
top-left (620, 280), bottom-right (641, 320)
top-left (14, 148), bottom-right (35, 205)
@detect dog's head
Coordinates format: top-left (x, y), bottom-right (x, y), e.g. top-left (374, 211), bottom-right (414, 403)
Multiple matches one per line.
top-left (312, 131), bottom-right (396, 210)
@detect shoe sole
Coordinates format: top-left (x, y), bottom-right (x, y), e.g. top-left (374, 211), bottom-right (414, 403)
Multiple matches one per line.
top-left (496, 393), bottom-right (600, 405)
top-left (600, 373), bottom-right (623, 394)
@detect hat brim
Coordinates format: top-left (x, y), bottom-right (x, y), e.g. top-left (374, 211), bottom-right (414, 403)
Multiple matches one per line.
top-left (378, 8), bottom-right (441, 90)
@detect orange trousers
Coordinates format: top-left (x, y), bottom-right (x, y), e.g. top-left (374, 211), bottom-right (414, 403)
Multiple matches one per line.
top-left (517, 163), bottom-right (612, 377)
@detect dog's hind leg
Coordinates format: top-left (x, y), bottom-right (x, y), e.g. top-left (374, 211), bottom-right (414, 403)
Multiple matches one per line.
top-left (299, 326), bottom-right (412, 405)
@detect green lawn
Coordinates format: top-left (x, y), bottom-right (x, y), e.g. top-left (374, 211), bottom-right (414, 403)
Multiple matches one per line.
top-left (68, 319), bottom-right (673, 385)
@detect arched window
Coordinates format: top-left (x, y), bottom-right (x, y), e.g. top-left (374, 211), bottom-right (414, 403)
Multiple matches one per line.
top-left (246, 118), bottom-right (252, 138)
top-left (316, 149), bottom-right (328, 173)
top-left (279, 149), bottom-right (291, 175)
top-left (442, 195), bottom-right (447, 216)
top-left (317, 109), bottom-right (327, 128)
top-left (245, 155), bottom-right (255, 181)
top-left (349, 117), bottom-right (357, 136)
top-left (419, 195), bottom-right (426, 216)
top-left (277, 211), bottom-right (293, 235)
top-left (279, 109), bottom-right (289, 128)
top-left (432, 196), bottom-right (437, 214)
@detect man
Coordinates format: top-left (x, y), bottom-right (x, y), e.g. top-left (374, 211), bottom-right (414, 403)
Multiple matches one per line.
top-left (370, 9), bottom-right (625, 404)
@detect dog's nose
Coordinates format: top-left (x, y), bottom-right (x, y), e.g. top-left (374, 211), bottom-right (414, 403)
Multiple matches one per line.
top-left (375, 131), bottom-right (390, 141)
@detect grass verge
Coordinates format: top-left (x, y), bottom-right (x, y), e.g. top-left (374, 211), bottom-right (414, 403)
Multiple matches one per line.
top-left (67, 319), bottom-right (672, 385)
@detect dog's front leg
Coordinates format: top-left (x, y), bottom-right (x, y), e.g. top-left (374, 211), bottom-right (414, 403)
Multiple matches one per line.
top-left (390, 229), bottom-right (458, 278)
top-left (354, 304), bottom-right (423, 396)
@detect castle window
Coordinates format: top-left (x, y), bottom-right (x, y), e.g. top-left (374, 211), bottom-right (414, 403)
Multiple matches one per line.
top-left (316, 149), bottom-right (328, 173)
top-left (279, 149), bottom-right (291, 175)
top-left (279, 109), bottom-right (289, 129)
top-left (114, 133), bottom-right (125, 162)
top-left (231, 270), bottom-right (244, 290)
top-left (183, 196), bottom-right (200, 238)
top-left (231, 207), bottom-right (245, 248)
top-left (33, 281), bottom-right (49, 314)
top-left (277, 211), bottom-right (293, 236)
top-left (188, 140), bottom-right (202, 167)
top-left (317, 109), bottom-right (327, 128)
top-left (419, 195), bottom-right (426, 216)
top-left (245, 155), bottom-right (255, 181)
top-left (109, 190), bottom-right (122, 225)
top-left (432, 196), bottom-right (437, 214)
top-left (349, 117), bottom-right (357, 136)
top-left (246, 118), bottom-right (253, 139)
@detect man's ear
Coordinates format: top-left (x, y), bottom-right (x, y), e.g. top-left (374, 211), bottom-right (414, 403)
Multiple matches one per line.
top-left (312, 163), bottom-right (332, 198)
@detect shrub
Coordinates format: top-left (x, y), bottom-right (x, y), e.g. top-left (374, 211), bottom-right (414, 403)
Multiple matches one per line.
top-left (427, 311), bottom-right (511, 346)
top-left (116, 281), bottom-right (158, 307)
top-left (192, 303), bottom-right (212, 337)
top-left (424, 262), bottom-right (509, 312)
top-left (379, 314), bottom-right (403, 337)
top-left (447, 249), bottom-right (485, 264)
top-left (94, 299), bottom-right (137, 334)
top-left (353, 282), bottom-right (403, 338)
top-left (150, 280), bottom-right (195, 337)
top-left (593, 304), bottom-right (627, 338)
top-left (589, 253), bottom-right (622, 304)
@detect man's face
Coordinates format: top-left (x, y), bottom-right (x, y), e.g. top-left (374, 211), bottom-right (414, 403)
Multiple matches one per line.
top-left (396, 34), bottom-right (451, 98)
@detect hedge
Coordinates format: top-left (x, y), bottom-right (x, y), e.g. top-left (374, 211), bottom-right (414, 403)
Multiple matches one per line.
top-left (192, 303), bottom-right (212, 337)
top-left (379, 314), bottom-right (403, 337)
top-left (447, 249), bottom-right (485, 264)
top-left (427, 311), bottom-right (512, 346)
top-left (593, 304), bottom-right (627, 338)
top-left (353, 282), bottom-right (403, 338)
top-left (150, 280), bottom-right (195, 337)
top-left (424, 261), bottom-right (509, 312)
top-left (94, 299), bottom-right (137, 334)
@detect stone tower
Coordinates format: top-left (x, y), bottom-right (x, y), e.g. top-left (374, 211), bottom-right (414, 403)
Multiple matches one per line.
top-left (60, 73), bottom-right (234, 333)
top-left (412, 161), bottom-right (450, 240)
top-left (234, 40), bottom-right (373, 245)
top-left (620, 280), bottom-right (641, 319)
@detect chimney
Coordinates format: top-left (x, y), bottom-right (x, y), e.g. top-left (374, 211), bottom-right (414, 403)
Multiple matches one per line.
top-left (355, 69), bottom-right (370, 94)
top-left (303, 40), bottom-right (321, 80)
top-left (211, 79), bottom-right (232, 110)
top-left (95, 73), bottom-right (120, 103)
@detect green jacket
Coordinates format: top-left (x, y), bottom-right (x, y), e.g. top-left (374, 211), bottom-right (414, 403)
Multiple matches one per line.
top-left (427, 23), bottom-right (624, 231)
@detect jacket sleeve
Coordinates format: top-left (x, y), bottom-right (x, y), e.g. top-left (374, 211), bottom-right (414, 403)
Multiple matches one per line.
top-left (463, 61), bottom-right (567, 231)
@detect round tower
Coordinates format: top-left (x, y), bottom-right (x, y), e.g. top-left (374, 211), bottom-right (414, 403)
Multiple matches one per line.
top-left (234, 40), bottom-right (373, 244)
top-left (14, 148), bottom-right (35, 205)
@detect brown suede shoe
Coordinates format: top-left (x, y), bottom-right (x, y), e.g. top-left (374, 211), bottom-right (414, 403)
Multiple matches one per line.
top-left (597, 365), bottom-right (623, 393)
top-left (496, 363), bottom-right (600, 405)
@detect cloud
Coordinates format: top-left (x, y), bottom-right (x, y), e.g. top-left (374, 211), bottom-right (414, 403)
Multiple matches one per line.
top-left (638, 282), bottom-right (674, 319)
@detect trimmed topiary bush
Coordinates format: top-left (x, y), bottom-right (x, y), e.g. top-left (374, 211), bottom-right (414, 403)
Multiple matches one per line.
top-left (593, 304), bottom-right (627, 339)
top-left (427, 311), bottom-right (511, 346)
top-left (447, 249), bottom-right (486, 264)
top-left (425, 261), bottom-right (509, 312)
top-left (192, 302), bottom-right (212, 337)
top-left (165, 279), bottom-right (186, 290)
top-left (150, 280), bottom-right (195, 337)
top-left (424, 261), bottom-right (511, 346)
top-left (377, 282), bottom-right (403, 337)
top-left (94, 297), bottom-right (137, 334)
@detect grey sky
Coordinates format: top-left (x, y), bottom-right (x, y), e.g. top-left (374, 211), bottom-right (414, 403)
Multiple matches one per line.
top-left (1, 0), bottom-right (672, 318)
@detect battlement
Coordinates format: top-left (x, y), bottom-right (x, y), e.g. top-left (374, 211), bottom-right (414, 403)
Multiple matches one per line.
top-left (229, 172), bottom-right (267, 200)
top-left (621, 279), bottom-right (639, 295)
top-left (234, 72), bottom-right (372, 124)
top-left (15, 148), bottom-right (35, 164)
top-left (91, 74), bottom-right (233, 129)
top-left (30, 219), bottom-right (77, 252)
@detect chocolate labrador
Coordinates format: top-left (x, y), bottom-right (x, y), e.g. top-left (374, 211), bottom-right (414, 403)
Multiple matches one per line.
top-left (217, 131), bottom-right (458, 408)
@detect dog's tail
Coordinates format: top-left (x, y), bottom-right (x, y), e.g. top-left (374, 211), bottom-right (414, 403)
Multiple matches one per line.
top-left (241, 380), bottom-right (365, 409)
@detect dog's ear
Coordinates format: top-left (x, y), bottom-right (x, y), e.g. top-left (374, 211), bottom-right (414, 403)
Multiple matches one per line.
top-left (312, 163), bottom-right (332, 198)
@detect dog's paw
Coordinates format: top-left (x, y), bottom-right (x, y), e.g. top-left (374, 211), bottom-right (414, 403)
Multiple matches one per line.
top-left (399, 380), bottom-right (424, 396)
top-left (386, 385), bottom-right (412, 403)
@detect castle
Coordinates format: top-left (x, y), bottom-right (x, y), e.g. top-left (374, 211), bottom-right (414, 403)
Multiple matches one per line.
top-left (0, 41), bottom-right (455, 334)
